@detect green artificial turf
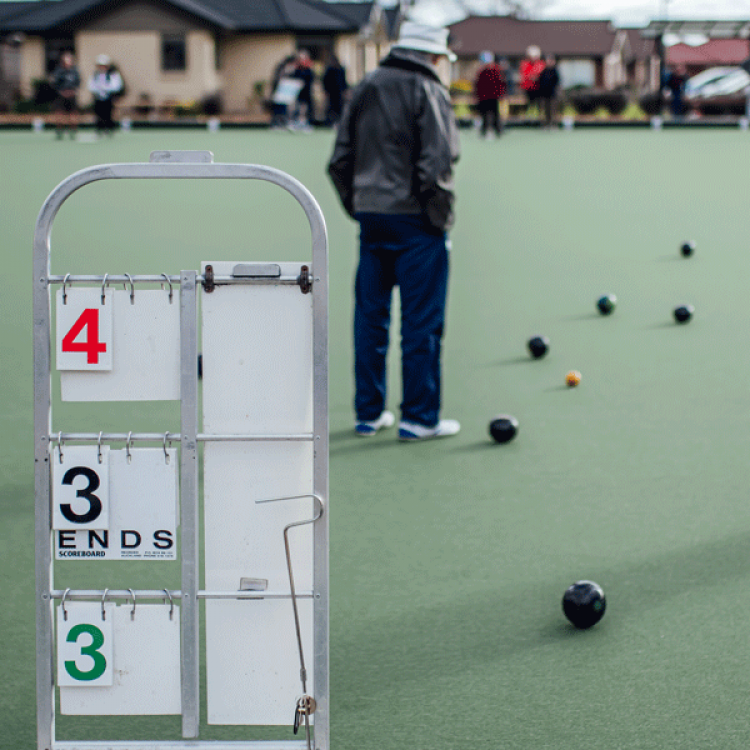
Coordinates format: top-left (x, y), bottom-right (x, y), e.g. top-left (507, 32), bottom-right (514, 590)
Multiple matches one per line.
top-left (2, 126), bottom-right (750, 749)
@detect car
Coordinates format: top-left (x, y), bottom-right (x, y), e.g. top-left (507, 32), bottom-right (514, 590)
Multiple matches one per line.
top-left (684, 66), bottom-right (750, 115)
top-left (684, 66), bottom-right (738, 98)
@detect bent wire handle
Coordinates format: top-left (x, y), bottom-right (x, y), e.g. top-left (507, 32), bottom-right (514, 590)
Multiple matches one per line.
top-left (256, 493), bottom-right (324, 750)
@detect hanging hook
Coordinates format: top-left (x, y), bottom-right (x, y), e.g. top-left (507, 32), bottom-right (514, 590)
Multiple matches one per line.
top-left (62, 273), bottom-right (71, 304)
top-left (160, 273), bottom-right (173, 303)
top-left (163, 589), bottom-right (174, 620)
top-left (101, 588), bottom-right (109, 621)
top-left (126, 431), bottom-right (133, 464)
top-left (124, 273), bottom-right (135, 305)
top-left (61, 588), bottom-right (71, 621)
top-left (100, 273), bottom-right (109, 305)
top-left (127, 588), bottom-right (136, 621)
top-left (57, 432), bottom-right (64, 464)
top-left (97, 431), bottom-right (103, 464)
top-left (279, 495), bottom-right (323, 695)
top-left (163, 432), bottom-right (171, 465)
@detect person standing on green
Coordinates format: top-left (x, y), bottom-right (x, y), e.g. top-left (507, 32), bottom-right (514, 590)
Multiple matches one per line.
top-left (51, 51), bottom-right (80, 139)
top-left (328, 22), bottom-right (461, 441)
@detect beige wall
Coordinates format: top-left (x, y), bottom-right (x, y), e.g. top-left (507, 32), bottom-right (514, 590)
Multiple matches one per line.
top-left (219, 33), bottom-right (295, 112)
top-left (76, 29), bottom-right (219, 107)
top-left (20, 35), bottom-right (45, 98)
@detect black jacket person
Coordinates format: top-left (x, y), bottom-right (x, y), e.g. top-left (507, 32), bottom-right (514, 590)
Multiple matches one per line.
top-left (327, 22), bottom-right (461, 441)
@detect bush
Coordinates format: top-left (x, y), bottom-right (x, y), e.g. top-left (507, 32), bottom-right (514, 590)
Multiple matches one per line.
top-left (568, 88), bottom-right (629, 116)
top-left (32, 78), bottom-right (57, 106)
top-left (568, 90), bottom-right (597, 115)
top-left (639, 91), bottom-right (662, 116)
top-left (450, 79), bottom-right (473, 96)
top-left (601, 90), bottom-right (628, 115)
top-left (200, 93), bottom-right (223, 116)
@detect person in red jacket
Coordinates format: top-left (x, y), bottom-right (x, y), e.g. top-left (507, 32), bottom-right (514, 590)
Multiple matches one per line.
top-left (519, 45), bottom-right (545, 116)
top-left (474, 51), bottom-right (506, 139)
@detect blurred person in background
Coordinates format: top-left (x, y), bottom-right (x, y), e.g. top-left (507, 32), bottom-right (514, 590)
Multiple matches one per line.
top-left (474, 51), bottom-right (506, 139)
top-left (51, 51), bottom-right (80, 139)
top-left (88, 54), bottom-right (123, 136)
top-left (537, 55), bottom-right (560, 128)
top-left (323, 54), bottom-right (348, 127)
top-left (519, 45), bottom-right (544, 117)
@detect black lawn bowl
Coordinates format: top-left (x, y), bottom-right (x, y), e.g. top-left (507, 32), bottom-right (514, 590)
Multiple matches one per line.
top-left (562, 580), bottom-right (606, 629)
top-left (527, 335), bottom-right (550, 359)
top-left (680, 241), bottom-right (695, 257)
top-left (673, 305), bottom-right (694, 324)
top-left (489, 415), bottom-right (518, 444)
top-left (596, 294), bottom-right (616, 316)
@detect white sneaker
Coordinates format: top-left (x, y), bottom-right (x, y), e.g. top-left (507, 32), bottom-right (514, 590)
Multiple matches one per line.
top-left (398, 419), bottom-right (461, 441)
top-left (355, 410), bottom-right (395, 437)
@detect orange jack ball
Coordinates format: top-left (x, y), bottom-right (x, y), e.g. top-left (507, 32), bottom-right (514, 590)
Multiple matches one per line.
top-left (566, 370), bottom-right (582, 387)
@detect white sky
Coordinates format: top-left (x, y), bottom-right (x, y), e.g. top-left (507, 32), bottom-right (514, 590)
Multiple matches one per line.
top-left (407, 0), bottom-right (750, 27)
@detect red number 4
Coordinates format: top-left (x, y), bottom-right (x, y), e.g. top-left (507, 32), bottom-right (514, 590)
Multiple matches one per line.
top-left (62, 308), bottom-right (107, 364)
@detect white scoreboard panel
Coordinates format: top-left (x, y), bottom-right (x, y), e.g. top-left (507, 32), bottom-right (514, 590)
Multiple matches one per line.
top-left (202, 262), bottom-right (314, 725)
top-left (58, 289), bottom-right (180, 402)
top-left (58, 602), bottom-right (181, 715)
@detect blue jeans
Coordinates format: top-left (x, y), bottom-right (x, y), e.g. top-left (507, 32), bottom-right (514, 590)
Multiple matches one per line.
top-left (354, 213), bottom-right (449, 427)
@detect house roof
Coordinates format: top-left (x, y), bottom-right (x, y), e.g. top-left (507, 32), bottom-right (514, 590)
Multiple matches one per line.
top-left (0, 1), bottom-right (48, 24)
top-left (666, 38), bottom-right (750, 66)
top-left (621, 28), bottom-right (656, 61)
top-left (0, 0), bottom-right (372, 33)
top-left (448, 15), bottom-right (616, 58)
top-left (642, 19), bottom-right (750, 39)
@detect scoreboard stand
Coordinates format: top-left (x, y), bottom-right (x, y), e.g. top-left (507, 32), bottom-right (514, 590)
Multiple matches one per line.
top-left (33, 151), bottom-right (329, 750)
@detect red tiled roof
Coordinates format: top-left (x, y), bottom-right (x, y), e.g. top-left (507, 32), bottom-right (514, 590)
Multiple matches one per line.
top-left (448, 15), bottom-right (616, 58)
top-left (666, 39), bottom-right (750, 66)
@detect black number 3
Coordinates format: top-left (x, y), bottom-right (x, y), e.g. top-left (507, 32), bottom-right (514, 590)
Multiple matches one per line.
top-left (60, 467), bottom-right (102, 524)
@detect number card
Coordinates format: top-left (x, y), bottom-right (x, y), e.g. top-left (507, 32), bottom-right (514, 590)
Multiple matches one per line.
top-left (59, 603), bottom-right (181, 715)
top-left (53, 446), bottom-right (109, 531)
top-left (57, 602), bottom-right (114, 687)
top-left (56, 288), bottom-right (113, 371)
top-left (60, 289), bottom-right (180, 402)
top-left (55, 447), bottom-right (178, 561)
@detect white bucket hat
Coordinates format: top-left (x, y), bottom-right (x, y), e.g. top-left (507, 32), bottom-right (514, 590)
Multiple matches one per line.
top-left (395, 21), bottom-right (456, 62)
top-left (96, 54), bottom-right (111, 66)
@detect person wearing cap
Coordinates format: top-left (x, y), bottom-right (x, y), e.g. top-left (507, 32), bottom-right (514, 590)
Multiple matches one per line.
top-left (474, 51), bottom-right (506, 139)
top-left (88, 54), bottom-right (123, 136)
top-left (328, 21), bottom-right (461, 442)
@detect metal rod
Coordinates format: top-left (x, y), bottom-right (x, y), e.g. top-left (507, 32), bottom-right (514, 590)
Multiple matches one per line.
top-left (53, 742), bottom-right (309, 750)
top-left (48, 433), bottom-right (314, 443)
top-left (48, 590), bottom-right (313, 601)
top-left (179, 270), bottom-right (199, 739)
top-left (47, 274), bottom-right (303, 286)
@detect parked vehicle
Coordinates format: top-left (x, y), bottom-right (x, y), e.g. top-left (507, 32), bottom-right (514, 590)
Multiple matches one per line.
top-left (683, 67), bottom-right (737, 98)
top-left (684, 66), bottom-right (750, 115)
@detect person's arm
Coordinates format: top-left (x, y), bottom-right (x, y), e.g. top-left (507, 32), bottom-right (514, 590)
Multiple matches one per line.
top-left (414, 82), bottom-right (459, 232)
top-left (327, 86), bottom-right (361, 217)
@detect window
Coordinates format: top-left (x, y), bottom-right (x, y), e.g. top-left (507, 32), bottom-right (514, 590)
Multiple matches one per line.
top-left (161, 34), bottom-right (186, 72)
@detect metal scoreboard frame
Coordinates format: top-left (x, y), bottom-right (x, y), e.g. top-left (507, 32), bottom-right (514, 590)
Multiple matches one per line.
top-left (33, 151), bottom-right (329, 750)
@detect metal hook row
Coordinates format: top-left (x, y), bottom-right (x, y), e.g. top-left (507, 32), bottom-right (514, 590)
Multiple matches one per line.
top-left (60, 588), bottom-right (174, 621)
top-left (57, 432), bottom-right (173, 465)
top-left (61, 273), bottom-right (174, 305)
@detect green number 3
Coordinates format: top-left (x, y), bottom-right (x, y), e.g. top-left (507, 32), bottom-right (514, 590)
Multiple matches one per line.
top-left (65, 623), bottom-right (107, 681)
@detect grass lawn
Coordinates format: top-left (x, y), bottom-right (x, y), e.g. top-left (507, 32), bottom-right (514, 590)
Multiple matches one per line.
top-left (3, 125), bottom-right (750, 749)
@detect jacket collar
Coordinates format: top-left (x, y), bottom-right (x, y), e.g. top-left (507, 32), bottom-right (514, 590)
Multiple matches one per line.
top-left (380, 48), bottom-right (442, 84)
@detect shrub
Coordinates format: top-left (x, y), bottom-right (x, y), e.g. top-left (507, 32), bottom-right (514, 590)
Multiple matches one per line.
top-left (201, 93), bottom-right (223, 116)
top-left (639, 91), bottom-right (662, 116)
top-left (601, 90), bottom-right (628, 115)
